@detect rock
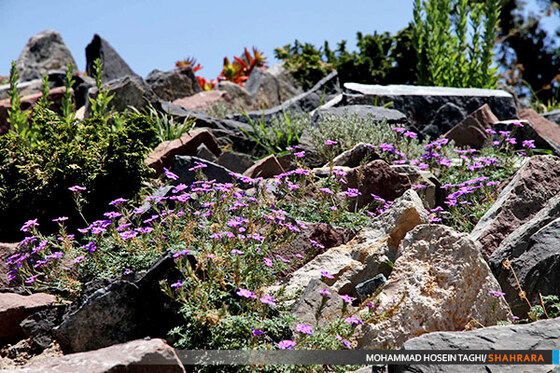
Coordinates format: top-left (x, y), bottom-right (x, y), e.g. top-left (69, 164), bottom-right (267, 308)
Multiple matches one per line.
top-left (24, 338), bottom-right (185, 373)
top-left (343, 84), bottom-right (517, 135)
top-left (267, 62), bottom-right (304, 98)
top-left (471, 155), bottom-right (560, 259)
top-left (217, 151), bottom-right (255, 174)
top-left (357, 224), bottom-right (510, 350)
top-left (243, 154), bottom-right (286, 179)
top-left (228, 71), bottom-right (341, 124)
top-left (543, 109), bottom-right (560, 125)
top-left (173, 90), bottom-right (229, 111)
top-left (53, 252), bottom-right (183, 352)
top-left (0, 87), bottom-right (71, 135)
top-left (346, 160), bottom-right (412, 211)
top-left (100, 75), bottom-right (157, 113)
top-left (355, 274), bottom-right (387, 301)
top-left (271, 222), bottom-right (356, 277)
top-left (519, 108), bottom-right (560, 154)
top-left (311, 105), bottom-right (407, 127)
top-left (245, 67), bottom-right (301, 109)
top-left (195, 143), bottom-right (219, 163)
top-left (0, 79), bottom-right (44, 101)
top-left (0, 293), bottom-right (58, 344)
top-left (215, 81), bottom-right (253, 108)
top-left (146, 66), bottom-right (201, 102)
top-left (0, 243), bottom-right (18, 288)
top-left (20, 306), bottom-right (65, 349)
top-left (422, 102), bottom-right (468, 138)
top-left (396, 317), bottom-right (560, 373)
top-left (391, 165), bottom-right (441, 209)
top-left (329, 143), bottom-right (381, 168)
top-left (444, 104), bottom-right (499, 149)
top-left (312, 166), bottom-right (353, 179)
top-left (270, 190), bottom-right (427, 298)
top-left (170, 155), bottom-right (234, 186)
top-left (16, 30), bottom-right (76, 82)
top-left (291, 279), bottom-right (352, 327)
top-left (85, 34), bottom-right (139, 83)
top-left (488, 194), bottom-right (560, 317)
top-left (145, 129), bottom-right (222, 177)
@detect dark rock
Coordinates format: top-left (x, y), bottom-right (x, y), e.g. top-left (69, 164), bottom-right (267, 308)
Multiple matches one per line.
top-left (170, 155), bottom-right (233, 186)
top-left (444, 104), bottom-right (498, 149)
top-left (145, 128), bottom-right (221, 177)
top-left (243, 154), bottom-right (285, 179)
top-left (543, 109), bottom-right (560, 125)
top-left (16, 30), bottom-right (76, 82)
top-left (488, 194), bottom-right (560, 317)
top-left (311, 105), bottom-right (407, 126)
top-left (0, 292), bottom-right (57, 345)
top-left (0, 243), bottom-right (18, 288)
top-left (394, 317), bottom-right (560, 373)
top-left (330, 143), bottom-right (381, 168)
top-left (195, 143), bottom-right (219, 163)
top-left (471, 155), bottom-right (560, 259)
top-left (355, 274), bottom-right (387, 300)
top-left (217, 151), bottom-right (255, 174)
top-left (85, 34), bottom-right (139, 83)
top-left (102, 75), bottom-right (157, 113)
top-left (346, 160), bottom-right (412, 210)
top-left (519, 108), bottom-right (560, 155)
top-left (423, 102), bottom-right (467, 138)
top-left (26, 338), bottom-right (185, 373)
top-left (343, 84), bottom-right (517, 135)
top-left (227, 71), bottom-right (341, 124)
top-left (146, 66), bottom-right (201, 102)
top-left (391, 165), bottom-right (442, 209)
top-left (20, 305), bottom-right (65, 349)
top-left (53, 252), bottom-right (183, 352)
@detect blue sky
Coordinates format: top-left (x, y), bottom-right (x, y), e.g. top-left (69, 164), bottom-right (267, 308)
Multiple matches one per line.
top-left (0, 0), bottom-right (414, 79)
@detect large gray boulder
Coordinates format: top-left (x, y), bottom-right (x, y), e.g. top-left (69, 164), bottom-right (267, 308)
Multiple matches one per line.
top-left (227, 70), bottom-right (341, 124)
top-left (343, 84), bottom-right (517, 136)
top-left (310, 105), bottom-right (407, 126)
top-left (16, 30), bottom-right (77, 82)
top-left (488, 194), bottom-right (560, 317)
top-left (85, 34), bottom-right (139, 83)
top-left (357, 224), bottom-right (510, 350)
top-left (146, 66), bottom-right (201, 102)
top-left (87, 75), bottom-right (157, 114)
top-left (394, 317), bottom-right (560, 373)
top-left (245, 66), bottom-right (302, 109)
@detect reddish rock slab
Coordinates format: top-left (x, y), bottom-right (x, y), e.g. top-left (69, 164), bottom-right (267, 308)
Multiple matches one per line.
top-left (0, 243), bottom-right (18, 288)
top-left (0, 87), bottom-right (70, 135)
top-left (471, 155), bottom-right (560, 259)
top-left (444, 104), bottom-right (499, 149)
top-left (145, 129), bottom-right (222, 177)
top-left (243, 154), bottom-right (285, 179)
top-left (519, 108), bottom-right (560, 154)
top-left (173, 90), bottom-right (231, 112)
top-left (0, 292), bottom-right (58, 344)
top-left (24, 338), bottom-right (185, 373)
top-left (346, 159), bottom-right (411, 210)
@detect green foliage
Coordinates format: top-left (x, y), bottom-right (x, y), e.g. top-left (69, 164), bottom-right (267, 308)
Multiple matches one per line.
top-left (88, 58), bottom-right (114, 122)
top-left (61, 63), bottom-right (75, 124)
top-left (413, 0), bottom-right (501, 88)
top-left (138, 105), bottom-right (197, 143)
top-left (241, 112), bottom-right (308, 155)
top-left (37, 74), bottom-right (51, 109)
top-left (7, 61), bottom-right (30, 138)
top-left (528, 295), bottom-right (560, 321)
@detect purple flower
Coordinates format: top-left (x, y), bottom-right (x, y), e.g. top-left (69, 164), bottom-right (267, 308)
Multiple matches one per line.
top-left (512, 121), bottom-right (524, 127)
top-left (320, 271), bottom-right (334, 279)
top-left (499, 130), bottom-right (511, 138)
top-left (310, 240), bottom-right (325, 249)
top-left (104, 211), bottom-right (122, 219)
top-left (492, 140), bottom-right (500, 146)
top-left (488, 290), bottom-right (505, 298)
top-left (319, 289), bottom-right (332, 298)
top-left (412, 184), bottom-right (426, 190)
top-left (392, 126), bottom-right (406, 133)
top-left (343, 188), bottom-right (361, 198)
top-left (252, 328), bottom-right (264, 336)
top-left (438, 158), bottom-right (452, 167)
top-left (522, 139), bottom-right (535, 149)
top-left (173, 249), bottom-right (192, 258)
top-left (275, 254), bottom-right (290, 263)
top-left (325, 140), bottom-right (338, 146)
top-left (344, 317), bottom-right (364, 325)
top-left (418, 163), bottom-right (428, 170)
top-left (259, 295), bottom-right (277, 306)
top-left (109, 198), bottom-right (127, 206)
top-left (336, 335), bottom-right (352, 349)
top-left (52, 216), bottom-right (68, 223)
top-left (124, 268), bottom-right (132, 275)
top-left (171, 280), bottom-right (184, 288)
top-left (264, 258), bottom-right (273, 267)
top-left (278, 340), bottom-right (296, 350)
top-left (237, 288), bottom-right (257, 299)
top-left (338, 294), bottom-right (356, 304)
top-left (294, 151), bottom-right (306, 158)
top-left (73, 255), bottom-right (85, 264)
top-left (163, 168), bottom-right (179, 180)
top-left (69, 185), bottom-right (86, 193)
top-left (404, 131), bottom-right (417, 139)
top-left (319, 187), bottom-right (333, 195)
top-left (295, 323), bottom-right (313, 335)
top-left (485, 128), bottom-right (496, 134)
top-left (120, 230), bottom-right (137, 240)
top-left (46, 252), bottom-right (63, 260)
top-left (20, 219), bottom-right (39, 232)
top-left (188, 162), bottom-right (208, 171)
top-left (25, 275), bottom-right (40, 284)
top-left (506, 138), bottom-right (517, 145)
top-left (231, 249), bottom-right (245, 255)
top-left (379, 143), bottom-right (395, 153)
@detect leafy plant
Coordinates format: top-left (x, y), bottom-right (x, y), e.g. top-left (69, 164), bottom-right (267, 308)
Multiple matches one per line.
top-left (218, 47), bottom-right (267, 87)
top-left (6, 61), bottom-right (30, 138)
top-left (137, 105), bottom-right (197, 142)
top-left (88, 58), bottom-right (114, 122)
top-left (412, 0), bottom-right (501, 88)
top-left (61, 63), bottom-right (75, 125)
